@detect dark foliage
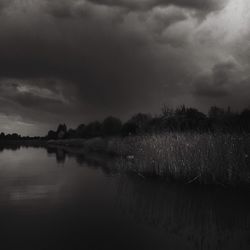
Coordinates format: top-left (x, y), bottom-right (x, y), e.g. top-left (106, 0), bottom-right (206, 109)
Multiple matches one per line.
top-left (102, 116), bottom-right (122, 136)
top-left (56, 124), bottom-right (67, 139)
top-left (0, 131), bottom-right (43, 141)
top-left (121, 122), bottom-right (138, 136)
top-left (58, 106), bottom-right (250, 140)
top-left (84, 121), bottom-right (103, 138)
top-left (1, 105), bottom-right (250, 140)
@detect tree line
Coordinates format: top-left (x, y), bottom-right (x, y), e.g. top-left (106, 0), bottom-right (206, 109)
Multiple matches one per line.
top-left (0, 105), bottom-right (249, 141)
top-left (0, 132), bottom-right (42, 141)
top-left (46, 105), bottom-right (250, 140)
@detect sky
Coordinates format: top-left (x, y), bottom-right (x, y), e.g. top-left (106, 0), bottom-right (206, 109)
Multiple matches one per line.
top-left (0, 0), bottom-right (249, 136)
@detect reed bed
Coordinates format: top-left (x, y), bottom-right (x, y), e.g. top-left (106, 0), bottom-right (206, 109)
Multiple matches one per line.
top-left (108, 133), bottom-right (250, 186)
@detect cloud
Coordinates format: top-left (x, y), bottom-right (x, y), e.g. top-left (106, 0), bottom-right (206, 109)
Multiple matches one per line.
top-left (41, 0), bottom-right (228, 22)
top-left (193, 76), bottom-right (229, 98)
top-left (0, 6), bottom-right (167, 118)
top-left (44, 0), bottom-right (78, 18)
top-left (0, 0), bottom-right (12, 10)
top-left (0, 80), bottom-right (69, 112)
top-left (0, 0), bottom-right (248, 135)
top-left (193, 61), bottom-right (239, 98)
top-left (43, 0), bottom-right (93, 18)
top-left (87, 0), bottom-right (227, 13)
top-left (192, 59), bottom-right (250, 110)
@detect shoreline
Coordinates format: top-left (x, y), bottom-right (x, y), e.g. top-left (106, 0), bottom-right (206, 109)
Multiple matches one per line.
top-left (1, 133), bottom-right (250, 187)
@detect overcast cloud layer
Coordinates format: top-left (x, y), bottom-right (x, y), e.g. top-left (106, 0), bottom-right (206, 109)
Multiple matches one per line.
top-left (0, 0), bottom-right (249, 135)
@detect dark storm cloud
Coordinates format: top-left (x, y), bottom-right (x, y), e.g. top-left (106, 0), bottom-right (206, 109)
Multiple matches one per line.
top-left (87, 0), bottom-right (227, 12)
top-left (7, 89), bottom-right (63, 110)
top-left (43, 0), bottom-right (92, 18)
top-left (0, 79), bottom-right (82, 135)
top-left (42, 0), bottom-right (228, 21)
top-left (0, 0), bottom-right (248, 135)
top-left (0, 81), bottom-right (67, 112)
top-left (193, 61), bottom-right (237, 98)
top-left (0, 6), bottom-right (164, 120)
top-left (192, 60), bottom-right (250, 110)
top-left (0, 0), bottom-right (12, 10)
top-left (193, 76), bottom-right (229, 98)
top-left (44, 0), bottom-right (76, 18)
top-left (153, 8), bottom-right (186, 28)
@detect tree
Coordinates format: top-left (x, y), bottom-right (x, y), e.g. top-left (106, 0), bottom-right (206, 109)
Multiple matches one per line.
top-left (208, 106), bottom-right (238, 132)
top-left (161, 105), bottom-right (174, 119)
top-left (208, 106), bottom-right (225, 119)
top-left (0, 133), bottom-right (5, 140)
top-left (160, 106), bottom-right (207, 131)
top-left (66, 128), bottom-right (77, 139)
top-left (184, 108), bottom-right (207, 130)
top-left (84, 121), bottom-right (102, 138)
top-left (240, 109), bottom-right (250, 132)
top-left (56, 124), bottom-right (67, 139)
top-left (102, 116), bottom-right (122, 136)
top-left (121, 122), bottom-right (137, 136)
top-left (76, 124), bottom-right (86, 138)
top-left (47, 130), bottom-right (57, 140)
top-left (128, 113), bottom-right (152, 134)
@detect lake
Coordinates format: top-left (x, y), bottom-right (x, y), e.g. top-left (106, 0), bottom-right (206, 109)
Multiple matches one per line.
top-left (0, 147), bottom-right (249, 250)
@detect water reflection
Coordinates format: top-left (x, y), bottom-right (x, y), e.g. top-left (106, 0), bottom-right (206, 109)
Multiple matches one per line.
top-left (46, 146), bottom-right (250, 250)
top-left (0, 144), bottom-right (21, 152)
top-left (9, 185), bottom-right (59, 201)
top-left (0, 146), bottom-right (249, 250)
top-left (46, 146), bottom-right (120, 175)
top-left (47, 147), bottom-right (66, 164)
top-left (116, 177), bottom-right (250, 250)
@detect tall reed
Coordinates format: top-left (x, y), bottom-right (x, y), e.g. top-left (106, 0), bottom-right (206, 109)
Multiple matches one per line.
top-left (108, 133), bottom-right (250, 186)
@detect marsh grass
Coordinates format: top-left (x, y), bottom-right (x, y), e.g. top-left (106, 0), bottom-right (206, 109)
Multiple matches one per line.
top-left (108, 133), bottom-right (250, 186)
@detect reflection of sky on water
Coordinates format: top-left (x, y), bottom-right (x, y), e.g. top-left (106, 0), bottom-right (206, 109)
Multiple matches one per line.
top-left (9, 185), bottom-right (60, 201)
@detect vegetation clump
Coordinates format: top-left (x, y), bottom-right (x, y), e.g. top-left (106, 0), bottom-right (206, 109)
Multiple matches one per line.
top-left (107, 133), bottom-right (250, 186)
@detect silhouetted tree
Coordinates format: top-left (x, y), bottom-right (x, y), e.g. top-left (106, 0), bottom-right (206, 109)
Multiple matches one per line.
top-left (240, 109), bottom-right (250, 132)
top-left (183, 108), bottom-right (207, 130)
top-left (84, 121), bottom-right (102, 138)
top-left (121, 122), bottom-right (137, 136)
top-left (66, 128), bottom-right (78, 139)
top-left (127, 113), bottom-right (152, 134)
top-left (160, 105), bottom-right (207, 132)
top-left (161, 105), bottom-right (174, 119)
top-left (56, 124), bottom-right (67, 139)
top-left (0, 133), bottom-right (5, 140)
top-left (208, 106), bottom-right (225, 119)
top-left (102, 116), bottom-right (122, 136)
top-left (76, 124), bottom-right (86, 138)
top-left (39, 105), bottom-right (250, 141)
top-left (47, 130), bottom-right (57, 140)
top-left (208, 106), bottom-right (240, 132)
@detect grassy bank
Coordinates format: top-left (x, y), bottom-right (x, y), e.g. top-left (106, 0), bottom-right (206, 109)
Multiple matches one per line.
top-left (48, 133), bottom-right (250, 186)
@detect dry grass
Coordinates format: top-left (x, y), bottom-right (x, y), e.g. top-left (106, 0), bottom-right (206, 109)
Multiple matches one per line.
top-left (108, 133), bottom-right (250, 186)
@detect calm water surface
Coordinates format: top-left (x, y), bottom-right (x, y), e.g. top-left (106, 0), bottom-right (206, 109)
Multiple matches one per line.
top-left (0, 147), bottom-right (250, 250)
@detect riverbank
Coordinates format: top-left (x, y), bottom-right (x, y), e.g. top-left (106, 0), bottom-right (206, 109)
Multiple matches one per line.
top-left (46, 133), bottom-right (250, 187)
